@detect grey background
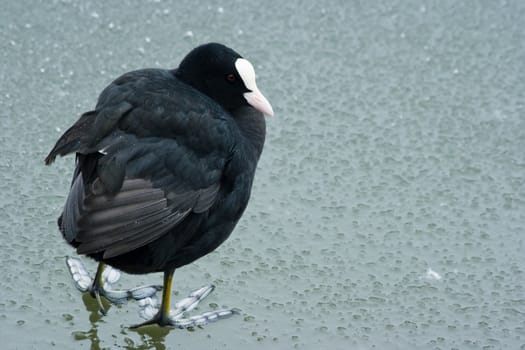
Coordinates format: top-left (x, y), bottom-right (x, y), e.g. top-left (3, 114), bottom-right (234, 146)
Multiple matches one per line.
top-left (1, 0), bottom-right (524, 349)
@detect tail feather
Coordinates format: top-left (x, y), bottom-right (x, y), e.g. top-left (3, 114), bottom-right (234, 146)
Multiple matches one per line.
top-left (45, 101), bottom-right (133, 165)
top-left (45, 111), bottom-right (98, 165)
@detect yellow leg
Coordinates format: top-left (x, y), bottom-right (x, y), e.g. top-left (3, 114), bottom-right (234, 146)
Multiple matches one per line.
top-left (91, 262), bottom-right (107, 315)
top-left (160, 268), bottom-right (174, 319)
top-left (130, 268), bottom-right (175, 328)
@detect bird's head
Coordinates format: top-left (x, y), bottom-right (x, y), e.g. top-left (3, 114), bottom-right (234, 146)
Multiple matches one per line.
top-left (176, 43), bottom-right (274, 116)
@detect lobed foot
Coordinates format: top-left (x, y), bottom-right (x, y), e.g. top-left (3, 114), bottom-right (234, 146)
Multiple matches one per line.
top-left (134, 285), bottom-right (238, 328)
top-left (66, 256), bottom-right (162, 309)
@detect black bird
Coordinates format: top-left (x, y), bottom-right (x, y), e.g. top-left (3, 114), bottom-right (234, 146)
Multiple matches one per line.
top-left (45, 43), bottom-right (273, 327)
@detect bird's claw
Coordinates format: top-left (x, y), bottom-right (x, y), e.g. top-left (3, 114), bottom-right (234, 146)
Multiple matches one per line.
top-left (66, 256), bottom-right (162, 308)
top-left (135, 284), bottom-right (237, 328)
top-left (66, 256), bottom-right (94, 292)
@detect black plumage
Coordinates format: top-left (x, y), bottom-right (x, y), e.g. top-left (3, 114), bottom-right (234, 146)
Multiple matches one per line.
top-left (46, 43), bottom-right (272, 326)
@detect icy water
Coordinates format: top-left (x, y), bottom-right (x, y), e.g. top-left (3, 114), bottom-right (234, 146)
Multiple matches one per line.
top-left (1, 1), bottom-right (524, 349)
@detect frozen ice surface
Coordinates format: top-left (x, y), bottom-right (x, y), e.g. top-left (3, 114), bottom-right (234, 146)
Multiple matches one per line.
top-left (1, 0), bottom-right (524, 349)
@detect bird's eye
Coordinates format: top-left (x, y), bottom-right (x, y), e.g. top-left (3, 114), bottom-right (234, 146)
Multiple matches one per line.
top-left (226, 73), bottom-right (236, 82)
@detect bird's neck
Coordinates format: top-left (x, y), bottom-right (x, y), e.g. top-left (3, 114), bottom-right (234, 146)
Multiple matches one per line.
top-left (232, 106), bottom-right (266, 161)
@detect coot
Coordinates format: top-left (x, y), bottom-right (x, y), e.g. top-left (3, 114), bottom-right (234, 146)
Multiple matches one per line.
top-left (45, 43), bottom-right (273, 327)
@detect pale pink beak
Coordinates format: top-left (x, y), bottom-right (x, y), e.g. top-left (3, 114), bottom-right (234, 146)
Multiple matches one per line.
top-left (244, 89), bottom-right (274, 116)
